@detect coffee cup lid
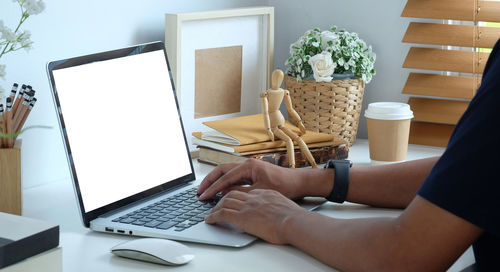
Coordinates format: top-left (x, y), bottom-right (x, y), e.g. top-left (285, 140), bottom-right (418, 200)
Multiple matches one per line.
top-left (364, 102), bottom-right (414, 120)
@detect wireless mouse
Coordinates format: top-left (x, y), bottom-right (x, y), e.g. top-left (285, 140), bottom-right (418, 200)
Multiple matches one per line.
top-left (111, 238), bottom-right (194, 266)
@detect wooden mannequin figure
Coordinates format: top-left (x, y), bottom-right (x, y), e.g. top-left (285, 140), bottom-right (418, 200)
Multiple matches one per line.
top-left (260, 69), bottom-right (318, 168)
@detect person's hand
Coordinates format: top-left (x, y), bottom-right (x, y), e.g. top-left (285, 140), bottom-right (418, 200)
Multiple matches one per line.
top-left (197, 159), bottom-right (308, 201)
top-left (267, 129), bottom-right (275, 142)
top-left (205, 189), bottom-right (309, 244)
top-left (298, 122), bottom-right (306, 135)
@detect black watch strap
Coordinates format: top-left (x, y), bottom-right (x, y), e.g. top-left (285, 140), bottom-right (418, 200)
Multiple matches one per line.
top-left (324, 160), bottom-right (352, 203)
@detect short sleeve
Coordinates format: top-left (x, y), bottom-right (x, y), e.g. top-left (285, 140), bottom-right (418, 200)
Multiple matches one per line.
top-left (417, 40), bottom-right (500, 237)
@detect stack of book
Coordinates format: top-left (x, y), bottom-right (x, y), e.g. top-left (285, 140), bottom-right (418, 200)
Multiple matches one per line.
top-left (0, 212), bottom-right (61, 272)
top-left (192, 114), bottom-right (348, 167)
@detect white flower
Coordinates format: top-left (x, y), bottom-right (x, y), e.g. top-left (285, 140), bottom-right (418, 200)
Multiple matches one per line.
top-left (286, 25), bottom-right (375, 83)
top-left (0, 64), bottom-right (6, 78)
top-left (19, 30), bottom-right (33, 51)
top-left (24, 0), bottom-right (46, 15)
top-left (308, 51), bottom-right (337, 82)
top-left (366, 74), bottom-right (373, 83)
top-left (337, 58), bottom-right (344, 66)
top-left (320, 31), bottom-right (338, 49)
top-left (0, 22), bottom-right (16, 42)
top-left (347, 58), bottom-right (356, 68)
top-left (20, 30), bottom-right (31, 42)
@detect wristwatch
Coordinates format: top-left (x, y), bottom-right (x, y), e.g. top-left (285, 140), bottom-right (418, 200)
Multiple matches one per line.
top-left (324, 159), bottom-right (353, 203)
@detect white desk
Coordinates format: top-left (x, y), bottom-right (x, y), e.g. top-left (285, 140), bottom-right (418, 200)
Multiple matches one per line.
top-left (22, 139), bottom-right (474, 271)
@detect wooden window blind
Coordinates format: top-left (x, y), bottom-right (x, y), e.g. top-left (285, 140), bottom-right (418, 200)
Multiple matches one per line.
top-left (401, 0), bottom-right (500, 147)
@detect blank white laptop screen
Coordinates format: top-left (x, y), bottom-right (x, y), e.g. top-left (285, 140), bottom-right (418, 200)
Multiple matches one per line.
top-left (52, 49), bottom-right (192, 212)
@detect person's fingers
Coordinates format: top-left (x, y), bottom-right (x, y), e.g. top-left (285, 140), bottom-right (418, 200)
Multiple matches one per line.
top-left (211, 190), bottom-right (250, 210)
top-left (221, 185), bottom-right (253, 196)
top-left (211, 198), bottom-right (245, 213)
top-left (199, 163), bottom-right (252, 200)
top-left (205, 208), bottom-right (239, 224)
top-left (248, 188), bottom-right (268, 195)
top-left (197, 163), bottom-right (239, 195)
top-left (209, 191), bottom-right (250, 221)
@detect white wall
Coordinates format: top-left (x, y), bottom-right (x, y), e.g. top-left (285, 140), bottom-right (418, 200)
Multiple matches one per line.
top-left (1, 0), bottom-right (411, 188)
top-left (0, 0), bottom-right (266, 188)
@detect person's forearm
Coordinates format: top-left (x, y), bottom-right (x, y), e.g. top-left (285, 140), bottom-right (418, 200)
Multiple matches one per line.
top-left (280, 196), bottom-right (478, 271)
top-left (299, 156), bottom-right (440, 208)
top-left (283, 211), bottom-right (400, 271)
top-left (348, 157), bottom-right (439, 208)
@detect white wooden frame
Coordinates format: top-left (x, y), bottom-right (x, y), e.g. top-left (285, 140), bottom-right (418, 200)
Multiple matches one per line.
top-left (165, 6), bottom-right (274, 102)
top-left (165, 7), bottom-right (274, 149)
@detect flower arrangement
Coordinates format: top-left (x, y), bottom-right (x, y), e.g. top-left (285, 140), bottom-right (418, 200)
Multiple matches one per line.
top-left (0, 0), bottom-right (45, 96)
top-left (0, 0), bottom-right (46, 144)
top-left (285, 26), bottom-right (376, 83)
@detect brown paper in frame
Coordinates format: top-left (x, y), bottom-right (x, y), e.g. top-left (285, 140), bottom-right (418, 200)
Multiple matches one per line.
top-left (194, 46), bottom-right (243, 119)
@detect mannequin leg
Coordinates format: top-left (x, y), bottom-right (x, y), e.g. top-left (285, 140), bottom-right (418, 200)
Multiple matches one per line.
top-left (272, 127), bottom-right (295, 168)
top-left (281, 126), bottom-right (319, 168)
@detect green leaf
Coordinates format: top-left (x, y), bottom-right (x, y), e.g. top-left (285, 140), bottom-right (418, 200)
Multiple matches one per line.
top-left (0, 125), bottom-right (52, 139)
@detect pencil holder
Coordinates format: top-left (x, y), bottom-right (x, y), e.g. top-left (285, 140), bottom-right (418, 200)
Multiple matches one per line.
top-left (0, 139), bottom-right (22, 215)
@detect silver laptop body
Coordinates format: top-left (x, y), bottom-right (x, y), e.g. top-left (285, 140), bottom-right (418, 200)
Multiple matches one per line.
top-left (47, 41), bottom-right (323, 248)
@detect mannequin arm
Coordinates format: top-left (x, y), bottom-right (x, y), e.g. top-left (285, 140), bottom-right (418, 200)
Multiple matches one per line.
top-left (284, 90), bottom-right (306, 134)
top-left (260, 92), bottom-right (274, 141)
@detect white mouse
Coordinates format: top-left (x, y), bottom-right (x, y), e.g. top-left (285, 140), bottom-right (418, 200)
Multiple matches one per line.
top-left (111, 238), bottom-right (194, 266)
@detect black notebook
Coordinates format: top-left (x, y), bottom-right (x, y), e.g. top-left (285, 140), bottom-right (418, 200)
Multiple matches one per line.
top-left (0, 212), bottom-right (59, 269)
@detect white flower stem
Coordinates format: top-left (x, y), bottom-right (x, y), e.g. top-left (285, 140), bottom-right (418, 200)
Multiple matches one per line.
top-left (0, 2), bottom-right (29, 59)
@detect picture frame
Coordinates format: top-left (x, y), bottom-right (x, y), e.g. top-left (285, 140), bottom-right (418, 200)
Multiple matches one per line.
top-left (165, 7), bottom-right (274, 149)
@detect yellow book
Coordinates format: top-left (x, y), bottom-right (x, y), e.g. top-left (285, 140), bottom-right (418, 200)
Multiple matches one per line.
top-left (192, 114), bottom-right (341, 153)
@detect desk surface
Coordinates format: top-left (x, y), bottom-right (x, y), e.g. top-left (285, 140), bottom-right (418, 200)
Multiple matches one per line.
top-left (22, 139), bottom-right (474, 271)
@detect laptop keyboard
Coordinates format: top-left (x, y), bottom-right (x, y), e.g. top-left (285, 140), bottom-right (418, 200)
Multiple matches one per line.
top-left (112, 187), bottom-right (220, 232)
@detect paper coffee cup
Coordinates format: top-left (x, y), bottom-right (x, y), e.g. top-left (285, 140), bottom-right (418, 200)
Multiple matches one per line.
top-left (364, 102), bottom-right (414, 163)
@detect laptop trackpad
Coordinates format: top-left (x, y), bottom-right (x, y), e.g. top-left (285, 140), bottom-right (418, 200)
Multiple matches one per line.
top-left (213, 221), bottom-right (245, 233)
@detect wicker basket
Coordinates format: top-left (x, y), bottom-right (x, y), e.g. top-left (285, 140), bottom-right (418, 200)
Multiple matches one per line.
top-left (284, 75), bottom-right (365, 146)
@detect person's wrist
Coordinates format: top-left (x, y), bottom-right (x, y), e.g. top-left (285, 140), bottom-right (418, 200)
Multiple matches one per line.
top-left (318, 168), bottom-right (335, 197)
top-left (279, 209), bottom-right (311, 244)
top-left (289, 169), bottom-right (308, 198)
top-left (296, 168), bottom-right (334, 198)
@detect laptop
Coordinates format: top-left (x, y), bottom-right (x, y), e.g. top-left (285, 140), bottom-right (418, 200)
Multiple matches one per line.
top-left (47, 41), bottom-right (324, 247)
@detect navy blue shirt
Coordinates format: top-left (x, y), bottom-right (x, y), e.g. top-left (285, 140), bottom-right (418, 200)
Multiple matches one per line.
top-left (418, 39), bottom-right (500, 270)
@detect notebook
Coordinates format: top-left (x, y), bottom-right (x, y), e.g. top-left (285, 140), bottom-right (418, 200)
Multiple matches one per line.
top-left (46, 41), bottom-right (324, 247)
top-left (191, 113), bottom-right (336, 152)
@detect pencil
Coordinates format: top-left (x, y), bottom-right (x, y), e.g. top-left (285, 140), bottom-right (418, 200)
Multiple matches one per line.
top-left (13, 100), bottom-right (29, 134)
top-left (8, 83), bottom-right (18, 101)
top-left (5, 97), bottom-right (13, 148)
top-left (11, 84), bottom-right (26, 115)
top-left (12, 90), bottom-right (31, 123)
top-left (16, 98), bottom-right (36, 134)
